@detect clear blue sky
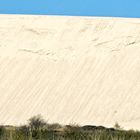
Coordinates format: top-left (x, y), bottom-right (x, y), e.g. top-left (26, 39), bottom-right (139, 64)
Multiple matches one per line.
top-left (0, 0), bottom-right (140, 18)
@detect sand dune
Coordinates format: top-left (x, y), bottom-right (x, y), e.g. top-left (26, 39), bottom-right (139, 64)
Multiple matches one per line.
top-left (0, 14), bottom-right (140, 129)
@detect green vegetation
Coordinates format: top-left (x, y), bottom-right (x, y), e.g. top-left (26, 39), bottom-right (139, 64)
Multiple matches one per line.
top-left (0, 115), bottom-right (140, 140)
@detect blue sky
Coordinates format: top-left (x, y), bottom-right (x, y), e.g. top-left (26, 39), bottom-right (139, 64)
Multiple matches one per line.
top-left (0, 0), bottom-right (140, 18)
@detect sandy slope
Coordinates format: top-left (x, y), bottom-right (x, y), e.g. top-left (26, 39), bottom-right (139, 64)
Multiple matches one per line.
top-left (0, 14), bottom-right (140, 129)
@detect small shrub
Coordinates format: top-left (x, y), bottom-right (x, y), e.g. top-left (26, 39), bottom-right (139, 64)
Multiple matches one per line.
top-left (28, 114), bottom-right (47, 130)
top-left (114, 122), bottom-right (123, 130)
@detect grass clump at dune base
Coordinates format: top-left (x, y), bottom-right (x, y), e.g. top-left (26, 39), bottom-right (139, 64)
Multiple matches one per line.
top-left (0, 115), bottom-right (140, 140)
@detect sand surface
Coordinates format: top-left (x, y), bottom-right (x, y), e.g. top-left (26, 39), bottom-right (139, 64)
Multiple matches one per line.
top-left (0, 14), bottom-right (140, 130)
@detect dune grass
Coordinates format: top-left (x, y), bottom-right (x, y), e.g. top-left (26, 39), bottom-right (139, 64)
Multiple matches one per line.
top-left (0, 115), bottom-right (140, 140)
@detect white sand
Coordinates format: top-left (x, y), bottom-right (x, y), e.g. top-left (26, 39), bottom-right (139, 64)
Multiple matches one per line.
top-left (0, 14), bottom-right (140, 130)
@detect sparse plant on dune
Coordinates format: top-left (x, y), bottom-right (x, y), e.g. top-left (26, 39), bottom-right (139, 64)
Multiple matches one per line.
top-left (114, 122), bottom-right (123, 130)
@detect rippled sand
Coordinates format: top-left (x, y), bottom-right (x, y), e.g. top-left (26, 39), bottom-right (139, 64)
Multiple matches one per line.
top-left (0, 14), bottom-right (140, 130)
